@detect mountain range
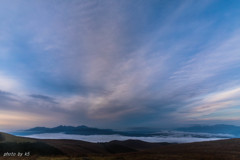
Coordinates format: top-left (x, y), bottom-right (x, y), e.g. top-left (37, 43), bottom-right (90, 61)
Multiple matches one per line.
top-left (12, 124), bottom-right (240, 138)
top-left (13, 125), bottom-right (140, 136)
top-left (177, 124), bottom-right (240, 137)
top-left (14, 125), bottom-right (171, 137)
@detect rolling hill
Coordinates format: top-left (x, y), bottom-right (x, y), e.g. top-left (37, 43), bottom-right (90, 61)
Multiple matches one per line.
top-left (0, 132), bottom-right (64, 157)
top-left (0, 132), bottom-right (169, 158)
top-left (0, 132), bottom-right (240, 159)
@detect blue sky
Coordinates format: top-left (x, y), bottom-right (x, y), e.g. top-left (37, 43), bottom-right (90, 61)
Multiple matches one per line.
top-left (1, 0), bottom-right (240, 130)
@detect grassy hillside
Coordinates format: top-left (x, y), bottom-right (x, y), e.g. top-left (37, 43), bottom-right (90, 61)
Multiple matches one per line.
top-left (0, 132), bottom-right (63, 158)
top-left (38, 138), bottom-right (240, 160)
top-left (40, 139), bottom-right (169, 156)
top-left (0, 132), bottom-right (239, 160)
top-left (0, 132), bottom-right (36, 143)
top-left (0, 132), bottom-right (169, 159)
top-left (97, 138), bottom-right (240, 160)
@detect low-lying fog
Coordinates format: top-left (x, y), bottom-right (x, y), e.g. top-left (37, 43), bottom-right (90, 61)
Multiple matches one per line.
top-left (23, 132), bottom-right (231, 143)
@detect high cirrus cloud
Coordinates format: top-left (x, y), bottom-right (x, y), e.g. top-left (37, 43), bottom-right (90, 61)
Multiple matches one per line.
top-left (0, 0), bottom-right (240, 130)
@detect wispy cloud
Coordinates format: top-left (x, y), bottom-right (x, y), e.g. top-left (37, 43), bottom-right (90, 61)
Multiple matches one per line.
top-left (175, 86), bottom-right (240, 123)
top-left (30, 94), bottom-right (58, 104)
top-left (0, 0), bottom-right (240, 130)
top-left (0, 72), bottom-right (21, 92)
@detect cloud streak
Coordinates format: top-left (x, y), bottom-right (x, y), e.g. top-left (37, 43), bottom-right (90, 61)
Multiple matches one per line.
top-left (0, 0), bottom-right (240, 130)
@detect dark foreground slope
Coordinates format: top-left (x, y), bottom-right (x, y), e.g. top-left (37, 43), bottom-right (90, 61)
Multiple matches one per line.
top-left (1, 132), bottom-right (240, 160)
top-left (116, 138), bottom-right (240, 160)
top-left (40, 139), bottom-right (169, 156)
top-left (0, 132), bottom-right (168, 159)
top-left (0, 132), bottom-right (64, 157)
top-left (38, 138), bottom-right (240, 160)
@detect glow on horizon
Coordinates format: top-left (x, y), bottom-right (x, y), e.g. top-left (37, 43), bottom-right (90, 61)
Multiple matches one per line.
top-left (0, 110), bottom-right (54, 130)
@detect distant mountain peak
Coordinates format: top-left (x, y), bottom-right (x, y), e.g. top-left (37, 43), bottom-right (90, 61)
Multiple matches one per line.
top-left (16, 125), bottom-right (119, 136)
top-left (177, 124), bottom-right (240, 137)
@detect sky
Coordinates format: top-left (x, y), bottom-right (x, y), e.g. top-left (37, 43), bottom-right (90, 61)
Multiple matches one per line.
top-left (1, 0), bottom-right (240, 131)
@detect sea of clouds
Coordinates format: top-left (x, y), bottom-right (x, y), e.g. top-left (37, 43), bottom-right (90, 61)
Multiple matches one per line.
top-left (23, 131), bottom-right (231, 143)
